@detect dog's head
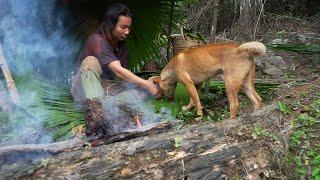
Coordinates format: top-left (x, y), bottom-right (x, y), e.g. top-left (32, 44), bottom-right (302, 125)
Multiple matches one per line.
top-left (148, 76), bottom-right (163, 99)
top-left (158, 70), bottom-right (177, 101)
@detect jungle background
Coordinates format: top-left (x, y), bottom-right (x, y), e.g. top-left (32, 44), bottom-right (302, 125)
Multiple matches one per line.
top-left (0, 0), bottom-right (319, 179)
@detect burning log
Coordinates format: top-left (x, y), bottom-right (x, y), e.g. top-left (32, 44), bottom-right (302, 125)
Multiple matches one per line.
top-left (84, 88), bottom-right (162, 139)
top-left (0, 103), bottom-right (288, 179)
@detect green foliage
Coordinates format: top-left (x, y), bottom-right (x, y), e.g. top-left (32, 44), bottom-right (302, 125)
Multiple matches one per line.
top-left (14, 72), bottom-right (84, 141)
top-left (312, 155), bottom-right (320, 179)
top-left (251, 124), bottom-right (279, 141)
top-left (268, 44), bottom-right (320, 54)
top-left (126, 0), bottom-right (183, 68)
top-left (151, 80), bottom-right (278, 122)
top-left (278, 101), bottom-right (292, 114)
top-left (204, 80), bottom-right (278, 120)
top-left (151, 83), bottom-right (189, 117)
top-left (174, 136), bottom-right (183, 148)
top-left (285, 93), bottom-right (320, 179)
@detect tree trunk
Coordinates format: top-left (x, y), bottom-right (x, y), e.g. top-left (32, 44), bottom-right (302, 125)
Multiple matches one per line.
top-left (209, 0), bottom-right (220, 43)
top-left (0, 102), bottom-right (287, 179)
top-left (204, 0), bottom-right (220, 93)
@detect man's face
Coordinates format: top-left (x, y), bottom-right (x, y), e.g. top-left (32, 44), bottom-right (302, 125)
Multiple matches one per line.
top-left (112, 15), bottom-right (132, 41)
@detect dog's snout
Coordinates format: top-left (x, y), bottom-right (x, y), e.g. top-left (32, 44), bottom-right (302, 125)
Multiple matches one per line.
top-left (155, 90), bottom-right (164, 100)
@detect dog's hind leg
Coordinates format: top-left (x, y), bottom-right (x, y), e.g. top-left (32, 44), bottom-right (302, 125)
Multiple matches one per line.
top-left (225, 75), bottom-right (243, 119)
top-left (242, 64), bottom-right (262, 110)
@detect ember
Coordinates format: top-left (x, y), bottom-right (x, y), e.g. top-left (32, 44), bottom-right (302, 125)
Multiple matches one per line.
top-left (84, 88), bottom-right (166, 139)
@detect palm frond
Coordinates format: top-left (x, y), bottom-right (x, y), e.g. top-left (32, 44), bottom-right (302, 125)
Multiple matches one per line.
top-left (13, 72), bottom-right (84, 141)
top-left (268, 44), bottom-right (320, 54)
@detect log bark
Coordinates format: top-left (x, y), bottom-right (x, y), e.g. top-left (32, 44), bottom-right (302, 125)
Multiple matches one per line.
top-left (0, 102), bottom-right (287, 179)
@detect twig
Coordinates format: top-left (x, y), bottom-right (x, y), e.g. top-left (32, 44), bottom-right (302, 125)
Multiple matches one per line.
top-left (240, 158), bottom-right (249, 178)
top-left (0, 44), bottom-right (20, 104)
top-left (253, 0), bottom-right (266, 40)
top-left (188, 0), bottom-right (214, 29)
top-left (166, 0), bottom-right (175, 62)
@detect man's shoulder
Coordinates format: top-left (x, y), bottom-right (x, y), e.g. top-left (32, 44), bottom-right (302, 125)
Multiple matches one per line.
top-left (86, 34), bottom-right (113, 49)
top-left (88, 33), bottom-right (104, 41)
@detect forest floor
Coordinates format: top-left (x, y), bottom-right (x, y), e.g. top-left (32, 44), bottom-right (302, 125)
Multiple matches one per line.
top-left (233, 55), bottom-right (320, 178)
top-left (201, 27), bottom-right (320, 178)
top-left (172, 14), bottom-right (320, 178)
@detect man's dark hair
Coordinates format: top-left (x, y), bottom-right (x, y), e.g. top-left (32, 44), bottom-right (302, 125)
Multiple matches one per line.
top-left (102, 3), bottom-right (133, 36)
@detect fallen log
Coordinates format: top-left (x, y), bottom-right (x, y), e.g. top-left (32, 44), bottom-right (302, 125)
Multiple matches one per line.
top-left (89, 121), bottom-right (177, 146)
top-left (0, 136), bottom-right (84, 163)
top-left (0, 102), bottom-right (288, 179)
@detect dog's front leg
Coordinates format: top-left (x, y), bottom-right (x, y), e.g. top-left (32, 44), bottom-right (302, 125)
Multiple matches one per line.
top-left (182, 98), bottom-right (194, 111)
top-left (184, 83), bottom-right (203, 119)
top-left (182, 83), bottom-right (202, 112)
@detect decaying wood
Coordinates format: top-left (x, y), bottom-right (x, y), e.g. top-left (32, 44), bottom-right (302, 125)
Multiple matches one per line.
top-left (0, 121), bottom-right (174, 160)
top-left (89, 121), bottom-right (176, 146)
top-left (0, 44), bottom-right (19, 104)
top-left (0, 102), bottom-right (287, 179)
top-left (0, 136), bottom-right (84, 158)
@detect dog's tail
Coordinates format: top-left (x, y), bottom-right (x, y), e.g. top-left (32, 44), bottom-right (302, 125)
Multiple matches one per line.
top-left (236, 41), bottom-right (266, 57)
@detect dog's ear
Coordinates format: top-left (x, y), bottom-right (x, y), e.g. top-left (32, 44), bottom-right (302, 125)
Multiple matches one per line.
top-left (149, 76), bottom-right (161, 85)
top-left (148, 76), bottom-right (163, 99)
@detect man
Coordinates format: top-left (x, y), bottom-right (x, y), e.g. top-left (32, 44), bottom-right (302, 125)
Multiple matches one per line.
top-left (71, 3), bottom-right (160, 137)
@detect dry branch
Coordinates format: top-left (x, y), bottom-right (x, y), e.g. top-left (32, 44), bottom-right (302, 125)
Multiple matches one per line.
top-left (0, 44), bottom-right (19, 104)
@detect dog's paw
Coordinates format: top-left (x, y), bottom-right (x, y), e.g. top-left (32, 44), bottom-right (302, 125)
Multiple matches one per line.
top-left (182, 105), bottom-right (190, 111)
top-left (194, 116), bottom-right (203, 122)
top-left (196, 109), bottom-right (203, 117)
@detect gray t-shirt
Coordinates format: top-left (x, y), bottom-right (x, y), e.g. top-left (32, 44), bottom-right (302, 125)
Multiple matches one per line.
top-left (77, 33), bottom-right (128, 80)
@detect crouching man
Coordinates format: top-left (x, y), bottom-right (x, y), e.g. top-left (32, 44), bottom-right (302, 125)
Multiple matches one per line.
top-left (71, 3), bottom-right (160, 138)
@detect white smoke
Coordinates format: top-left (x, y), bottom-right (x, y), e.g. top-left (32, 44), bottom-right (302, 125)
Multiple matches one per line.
top-left (0, 0), bottom-right (80, 146)
top-left (99, 86), bottom-right (167, 134)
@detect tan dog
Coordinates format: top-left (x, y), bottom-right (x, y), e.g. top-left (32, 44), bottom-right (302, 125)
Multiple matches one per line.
top-left (159, 41), bottom-right (266, 119)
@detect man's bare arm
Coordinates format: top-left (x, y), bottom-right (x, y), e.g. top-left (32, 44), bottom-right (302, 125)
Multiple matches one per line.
top-left (107, 60), bottom-right (159, 95)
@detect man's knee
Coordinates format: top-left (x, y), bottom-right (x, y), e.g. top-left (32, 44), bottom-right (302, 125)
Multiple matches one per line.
top-left (80, 56), bottom-right (102, 75)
